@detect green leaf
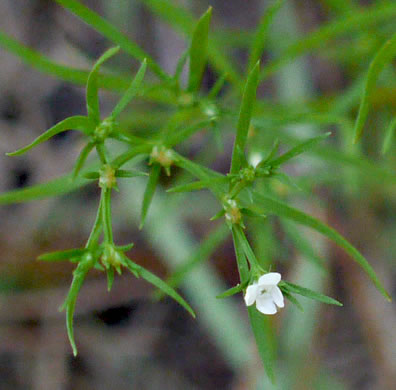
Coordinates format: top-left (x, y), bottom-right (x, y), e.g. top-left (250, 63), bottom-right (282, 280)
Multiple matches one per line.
top-left (167, 177), bottom-right (228, 194)
top-left (38, 248), bottom-right (87, 262)
top-left (139, 0), bottom-right (241, 87)
top-left (210, 209), bottom-right (226, 221)
top-left (0, 174), bottom-right (88, 205)
top-left (268, 132), bottom-right (331, 167)
top-left (124, 258), bottom-right (195, 318)
top-left (187, 7), bottom-right (212, 92)
top-left (111, 144), bottom-right (152, 169)
top-left (86, 46), bottom-right (120, 124)
top-left (381, 116), bottom-right (396, 155)
top-left (173, 48), bottom-right (189, 81)
top-left (208, 73), bottom-right (227, 98)
top-left (115, 169), bottom-right (148, 178)
top-left (251, 192), bottom-right (391, 301)
top-left (216, 281), bottom-right (247, 299)
top-left (6, 116), bottom-right (92, 156)
top-left (247, 0), bottom-right (284, 72)
top-left (140, 164), bottom-right (161, 229)
top-left (54, 0), bottom-right (169, 80)
top-left (282, 290), bottom-right (304, 311)
top-left (230, 61), bottom-right (260, 175)
top-left (111, 59), bottom-right (147, 119)
top-left (0, 30), bottom-right (129, 91)
top-left (72, 142), bottom-right (95, 179)
top-left (353, 33), bottom-right (396, 143)
top-left (280, 281), bottom-right (342, 306)
top-left (61, 254), bottom-right (96, 356)
top-left (247, 307), bottom-right (276, 384)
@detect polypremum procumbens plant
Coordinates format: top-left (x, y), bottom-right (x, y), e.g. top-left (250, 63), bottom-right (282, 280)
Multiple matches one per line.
top-left (1, 0), bottom-right (393, 383)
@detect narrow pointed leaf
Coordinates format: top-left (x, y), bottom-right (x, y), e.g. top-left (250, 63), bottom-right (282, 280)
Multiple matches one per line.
top-left (115, 169), bottom-right (148, 178)
top-left (208, 73), bottom-right (227, 98)
top-left (173, 48), bottom-right (189, 80)
top-left (0, 30), bottom-right (131, 91)
top-left (0, 174), bottom-right (88, 205)
top-left (7, 116), bottom-right (91, 156)
top-left (381, 116), bottom-right (396, 155)
top-left (210, 209), bottom-right (226, 221)
top-left (353, 33), bottom-right (396, 143)
top-left (168, 177), bottom-right (228, 194)
top-left (283, 290), bottom-right (304, 311)
top-left (111, 59), bottom-right (147, 118)
top-left (280, 281), bottom-right (342, 306)
top-left (72, 142), bottom-right (95, 179)
top-left (38, 248), bottom-right (87, 262)
top-left (116, 243), bottom-right (134, 252)
top-left (61, 254), bottom-right (96, 356)
top-left (248, 0), bottom-right (284, 72)
top-left (86, 46), bottom-right (120, 124)
top-left (252, 192), bottom-right (391, 301)
top-left (269, 132), bottom-right (331, 167)
top-left (188, 7), bottom-right (212, 92)
top-left (216, 282), bottom-right (247, 299)
top-left (125, 259), bottom-right (195, 317)
top-left (230, 61), bottom-right (260, 174)
top-left (140, 164), bottom-right (161, 229)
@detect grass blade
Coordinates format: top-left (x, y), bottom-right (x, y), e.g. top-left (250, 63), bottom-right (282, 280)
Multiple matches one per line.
top-left (111, 59), bottom-right (147, 119)
top-left (187, 7), bottom-right (212, 92)
top-left (252, 192), bottom-right (391, 301)
top-left (230, 61), bottom-right (260, 174)
top-left (7, 116), bottom-right (92, 156)
top-left (353, 33), bottom-right (396, 143)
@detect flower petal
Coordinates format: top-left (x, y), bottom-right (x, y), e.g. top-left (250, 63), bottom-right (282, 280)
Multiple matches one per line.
top-left (256, 296), bottom-right (277, 315)
top-left (258, 272), bottom-right (281, 286)
top-left (271, 286), bottom-right (284, 308)
top-left (244, 284), bottom-right (258, 306)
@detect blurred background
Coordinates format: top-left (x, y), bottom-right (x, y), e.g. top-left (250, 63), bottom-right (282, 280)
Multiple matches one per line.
top-left (0, 0), bottom-right (395, 389)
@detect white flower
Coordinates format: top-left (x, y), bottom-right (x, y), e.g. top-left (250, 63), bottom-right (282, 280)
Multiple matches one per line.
top-left (248, 152), bottom-right (263, 168)
top-left (244, 272), bottom-right (284, 315)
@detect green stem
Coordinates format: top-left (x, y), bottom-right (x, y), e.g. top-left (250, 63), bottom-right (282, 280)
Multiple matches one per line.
top-left (102, 188), bottom-right (114, 244)
top-left (86, 196), bottom-right (103, 249)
